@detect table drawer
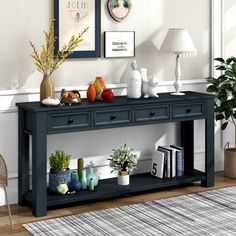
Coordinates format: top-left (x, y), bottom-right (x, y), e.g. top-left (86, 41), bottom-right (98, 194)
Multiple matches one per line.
top-left (172, 103), bottom-right (204, 119)
top-left (94, 109), bottom-right (131, 127)
top-left (49, 112), bottom-right (90, 131)
top-left (135, 106), bottom-right (169, 123)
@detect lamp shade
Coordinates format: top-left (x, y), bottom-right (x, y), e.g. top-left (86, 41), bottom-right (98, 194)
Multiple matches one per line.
top-left (160, 28), bottom-right (197, 55)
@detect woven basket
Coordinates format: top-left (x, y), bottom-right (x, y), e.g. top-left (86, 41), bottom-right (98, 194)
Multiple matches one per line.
top-left (224, 142), bottom-right (236, 178)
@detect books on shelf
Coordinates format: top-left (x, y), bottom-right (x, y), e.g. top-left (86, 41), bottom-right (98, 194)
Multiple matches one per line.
top-left (151, 145), bottom-right (184, 179)
top-left (170, 145), bottom-right (184, 177)
top-left (151, 150), bottom-right (165, 178)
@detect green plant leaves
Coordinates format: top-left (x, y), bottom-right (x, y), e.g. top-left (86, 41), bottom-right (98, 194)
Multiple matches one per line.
top-left (215, 65), bottom-right (227, 70)
top-left (232, 63), bottom-right (236, 75)
top-left (225, 70), bottom-right (234, 77)
top-left (207, 85), bottom-right (219, 93)
top-left (226, 57), bottom-right (235, 65)
top-left (49, 150), bottom-right (71, 172)
top-left (216, 114), bottom-right (224, 120)
top-left (207, 56), bottom-right (236, 131)
top-left (221, 122), bottom-right (228, 130)
top-left (215, 57), bottom-right (225, 63)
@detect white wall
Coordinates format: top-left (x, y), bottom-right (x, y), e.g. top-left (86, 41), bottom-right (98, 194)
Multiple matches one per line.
top-left (0, 0), bottom-right (218, 205)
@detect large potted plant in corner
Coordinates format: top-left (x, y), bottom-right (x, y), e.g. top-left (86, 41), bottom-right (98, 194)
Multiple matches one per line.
top-left (207, 56), bottom-right (236, 178)
top-left (30, 20), bottom-right (88, 101)
top-left (108, 144), bottom-right (138, 185)
top-left (49, 150), bottom-right (71, 192)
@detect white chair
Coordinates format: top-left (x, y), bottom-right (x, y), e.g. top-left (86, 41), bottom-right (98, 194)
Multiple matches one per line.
top-left (0, 154), bottom-right (13, 229)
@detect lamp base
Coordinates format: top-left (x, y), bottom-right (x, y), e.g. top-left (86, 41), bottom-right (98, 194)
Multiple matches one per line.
top-left (171, 92), bottom-right (185, 96)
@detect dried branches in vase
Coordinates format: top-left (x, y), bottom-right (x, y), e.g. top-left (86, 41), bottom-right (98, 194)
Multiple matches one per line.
top-left (30, 20), bottom-right (88, 101)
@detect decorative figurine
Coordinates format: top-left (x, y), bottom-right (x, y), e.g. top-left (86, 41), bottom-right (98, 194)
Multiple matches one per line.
top-left (141, 68), bottom-right (159, 98)
top-left (127, 60), bottom-right (142, 99)
top-left (56, 183), bottom-right (69, 195)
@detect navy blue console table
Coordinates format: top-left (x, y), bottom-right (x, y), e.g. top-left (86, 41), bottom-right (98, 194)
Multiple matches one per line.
top-left (17, 91), bottom-right (215, 217)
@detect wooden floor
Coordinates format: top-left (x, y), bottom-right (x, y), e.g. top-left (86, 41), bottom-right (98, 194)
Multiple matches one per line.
top-left (1, 172), bottom-right (236, 236)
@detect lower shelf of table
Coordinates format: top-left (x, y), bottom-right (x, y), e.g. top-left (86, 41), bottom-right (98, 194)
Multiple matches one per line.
top-left (24, 169), bottom-right (206, 207)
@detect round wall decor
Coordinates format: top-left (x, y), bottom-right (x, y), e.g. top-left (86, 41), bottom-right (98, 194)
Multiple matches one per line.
top-left (107, 0), bottom-right (131, 22)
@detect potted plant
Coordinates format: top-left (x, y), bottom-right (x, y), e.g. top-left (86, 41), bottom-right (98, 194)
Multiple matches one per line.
top-left (207, 56), bottom-right (236, 178)
top-left (108, 144), bottom-right (138, 185)
top-left (49, 150), bottom-right (71, 192)
top-left (30, 20), bottom-right (88, 101)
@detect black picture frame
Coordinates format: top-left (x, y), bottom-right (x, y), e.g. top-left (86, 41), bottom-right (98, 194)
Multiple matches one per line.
top-left (54, 0), bottom-right (101, 58)
top-left (104, 31), bottom-right (135, 58)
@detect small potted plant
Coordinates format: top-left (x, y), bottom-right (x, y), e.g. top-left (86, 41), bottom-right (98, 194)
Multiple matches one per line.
top-left (207, 56), bottom-right (236, 178)
top-left (49, 150), bottom-right (71, 192)
top-left (108, 144), bottom-right (138, 185)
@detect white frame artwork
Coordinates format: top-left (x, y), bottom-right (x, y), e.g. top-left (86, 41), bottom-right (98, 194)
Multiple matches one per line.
top-left (104, 31), bottom-right (135, 58)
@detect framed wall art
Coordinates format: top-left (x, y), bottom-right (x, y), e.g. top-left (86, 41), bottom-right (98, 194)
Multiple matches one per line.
top-left (54, 0), bottom-right (101, 58)
top-left (107, 0), bottom-right (131, 22)
top-left (104, 31), bottom-right (135, 58)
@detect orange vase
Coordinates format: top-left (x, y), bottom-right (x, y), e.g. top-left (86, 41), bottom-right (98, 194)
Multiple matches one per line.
top-left (87, 83), bottom-right (96, 102)
top-left (40, 74), bottom-right (55, 101)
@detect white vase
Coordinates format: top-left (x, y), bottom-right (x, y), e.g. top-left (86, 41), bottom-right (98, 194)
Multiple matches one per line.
top-left (118, 171), bottom-right (129, 185)
top-left (127, 60), bottom-right (142, 99)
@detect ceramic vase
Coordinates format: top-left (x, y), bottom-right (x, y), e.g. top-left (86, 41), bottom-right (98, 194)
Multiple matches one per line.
top-left (81, 169), bottom-right (87, 190)
top-left (127, 60), bottom-right (142, 99)
top-left (89, 178), bottom-right (95, 191)
top-left (77, 158), bottom-right (84, 181)
top-left (49, 169), bottom-right (70, 193)
top-left (118, 171), bottom-right (129, 185)
top-left (87, 167), bottom-right (98, 187)
top-left (40, 74), bottom-right (55, 101)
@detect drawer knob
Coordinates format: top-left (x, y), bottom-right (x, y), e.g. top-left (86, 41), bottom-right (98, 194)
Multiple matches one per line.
top-left (150, 112), bottom-right (155, 116)
top-left (68, 118), bottom-right (74, 124)
top-left (110, 115), bottom-right (116, 120)
top-left (186, 109), bottom-right (192, 113)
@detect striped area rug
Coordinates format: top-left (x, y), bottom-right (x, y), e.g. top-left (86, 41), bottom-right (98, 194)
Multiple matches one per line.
top-left (23, 186), bottom-right (236, 236)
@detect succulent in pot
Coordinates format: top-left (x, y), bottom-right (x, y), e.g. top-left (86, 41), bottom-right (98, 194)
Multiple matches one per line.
top-left (207, 56), bottom-right (236, 178)
top-left (49, 150), bottom-right (71, 192)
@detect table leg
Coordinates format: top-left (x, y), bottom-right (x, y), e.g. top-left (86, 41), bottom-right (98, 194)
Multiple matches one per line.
top-left (202, 99), bottom-right (215, 187)
top-left (32, 113), bottom-right (47, 217)
top-left (18, 109), bottom-right (29, 205)
top-left (181, 120), bottom-right (194, 173)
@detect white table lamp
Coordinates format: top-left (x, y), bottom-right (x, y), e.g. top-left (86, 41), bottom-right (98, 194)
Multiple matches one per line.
top-left (160, 28), bottom-right (197, 95)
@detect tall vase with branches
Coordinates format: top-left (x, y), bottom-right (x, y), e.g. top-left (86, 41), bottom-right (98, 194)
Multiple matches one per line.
top-left (30, 20), bottom-right (88, 101)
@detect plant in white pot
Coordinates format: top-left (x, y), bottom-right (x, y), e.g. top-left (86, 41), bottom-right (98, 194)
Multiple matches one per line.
top-left (207, 56), bottom-right (236, 178)
top-left (108, 144), bottom-right (138, 185)
top-left (49, 150), bottom-right (71, 192)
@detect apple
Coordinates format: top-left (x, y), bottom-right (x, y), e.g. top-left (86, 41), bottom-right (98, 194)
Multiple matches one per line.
top-left (101, 89), bottom-right (114, 102)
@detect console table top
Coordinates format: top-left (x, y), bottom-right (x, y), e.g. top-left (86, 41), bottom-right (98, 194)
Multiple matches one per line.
top-left (16, 91), bottom-right (214, 112)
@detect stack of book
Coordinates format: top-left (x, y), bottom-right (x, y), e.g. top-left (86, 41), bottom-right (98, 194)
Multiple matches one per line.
top-left (151, 145), bottom-right (184, 179)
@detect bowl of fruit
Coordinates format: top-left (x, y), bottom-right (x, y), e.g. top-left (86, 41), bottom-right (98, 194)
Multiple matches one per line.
top-left (60, 89), bottom-right (81, 105)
